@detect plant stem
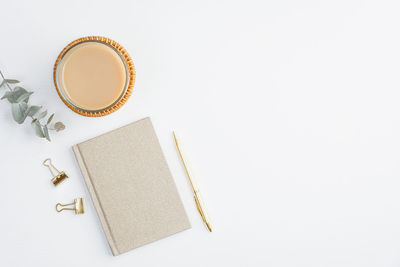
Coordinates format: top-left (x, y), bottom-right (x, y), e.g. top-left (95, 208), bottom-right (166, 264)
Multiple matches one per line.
top-left (28, 115), bottom-right (50, 129)
top-left (0, 70), bottom-right (12, 91)
top-left (1, 71), bottom-right (47, 129)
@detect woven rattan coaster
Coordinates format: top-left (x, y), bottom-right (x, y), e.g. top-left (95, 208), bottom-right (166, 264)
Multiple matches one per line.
top-left (53, 36), bottom-right (135, 117)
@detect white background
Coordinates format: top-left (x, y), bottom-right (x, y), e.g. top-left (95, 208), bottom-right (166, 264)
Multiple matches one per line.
top-left (1, 0), bottom-right (400, 266)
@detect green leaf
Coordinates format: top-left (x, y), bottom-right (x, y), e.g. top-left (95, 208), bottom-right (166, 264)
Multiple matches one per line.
top-left (54, 121), bottom-right (65, 132)
top-left (16, 92), bottom-right (33, 103)
top-left (47, 113), bottom-right (54, 125)
top-left (11, 103), bottom-right (30, 124)
top-left (5, 79), bottom-right (19, 84)
top-left (33, 121), bottom-right (45, 138)
top-left (43, 125), bottom-right (51, 141)
top-left (0, 79), bottom-right (19, 88)
top-left (20, 104), bottom-right (31, 124)
top-left (0, 74), bottom-right (65, 139)
top-left (11, 103), bottom-right (23, 123)
top-left (20, 102), bottom-right (28, 113)
top-left (1, 91), bottom-right (11, 100)
top-left (28, 106), bottom-right (41, 117)
top-left (37, 110), bottom-right (47, 120)
top-left (2, 87), bottom-right (29, 103)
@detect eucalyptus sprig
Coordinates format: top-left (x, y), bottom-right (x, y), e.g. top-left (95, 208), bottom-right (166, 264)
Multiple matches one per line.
top-left (0, 71), bottom-right (65, 141)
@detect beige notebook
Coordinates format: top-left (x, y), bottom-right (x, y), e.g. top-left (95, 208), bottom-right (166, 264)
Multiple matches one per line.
top-left (73, 117), bottom-right (191, 256)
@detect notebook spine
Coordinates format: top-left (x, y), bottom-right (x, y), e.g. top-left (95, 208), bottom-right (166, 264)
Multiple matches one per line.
top-left (72, 145), bottom-right (120, 256)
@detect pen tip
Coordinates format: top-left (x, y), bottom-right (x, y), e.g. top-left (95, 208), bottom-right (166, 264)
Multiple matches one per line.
top-left (206, 223), bottom-right (212, 232)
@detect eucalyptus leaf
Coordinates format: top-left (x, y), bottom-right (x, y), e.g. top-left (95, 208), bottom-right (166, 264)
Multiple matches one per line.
top-left (11, 103), bottom-right (23, 123)
top-left (47, 113), bottom-right (54, 125)
top-left (54, 121), bottom-right (65, 132)
top-left (19, 103), bottom-right (31, 124)
top-left (0, 70), bottom-right (65, 141)
top-left (37, 110), bottom-right (47, 120)
top-left (33, 121), bottom-right (45, 138)
top-left (5, 79), bottom-right (19, 84)
top-left (11, 102), bottom-right (30, 124)
top-left (3, 87), bottom-right (28, 103)
top-left (19, 102), bottom-right (28, 114)
top-left (1, 91), bottom-right (11, 100)
top-left (43, 125), bottom-right (51, 141)
top-left (28, 105), bottom-right (41, 117)
top-left (16, 92), bottom-right (33, 103)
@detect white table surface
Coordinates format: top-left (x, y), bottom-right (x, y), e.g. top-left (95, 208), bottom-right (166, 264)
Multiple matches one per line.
top-left (1, 1), bottom-right (400, 266)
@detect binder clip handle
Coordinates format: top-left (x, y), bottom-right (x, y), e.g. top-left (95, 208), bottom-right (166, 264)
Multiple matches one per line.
top-left (43, 158), bottom-right (60, 177)
top-left (43, 158), bottom-right (68, 186)
top-left (56, 198), bottom-right (85, 214)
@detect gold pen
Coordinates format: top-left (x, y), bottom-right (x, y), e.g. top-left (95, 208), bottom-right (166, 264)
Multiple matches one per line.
top-left (173, 131), bottom-right (212, 232)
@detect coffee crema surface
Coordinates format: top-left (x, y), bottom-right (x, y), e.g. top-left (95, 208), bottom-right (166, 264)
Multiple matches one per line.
top-left (57, 42), bottom-right (127, 111)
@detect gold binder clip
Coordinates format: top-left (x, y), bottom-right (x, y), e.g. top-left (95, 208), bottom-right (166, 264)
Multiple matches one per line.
top-left (43, 158), bottom-right (68, 186)
top-left (56, 198), bottom-right (85, 214)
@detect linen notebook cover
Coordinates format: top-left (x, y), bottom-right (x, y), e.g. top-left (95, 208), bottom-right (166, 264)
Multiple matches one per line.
top-left (72, 117), bottom-right (191, 256)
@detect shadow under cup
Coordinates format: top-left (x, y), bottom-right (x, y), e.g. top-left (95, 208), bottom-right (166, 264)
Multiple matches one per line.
top-left (54, 37), bottom-right (135, 117)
